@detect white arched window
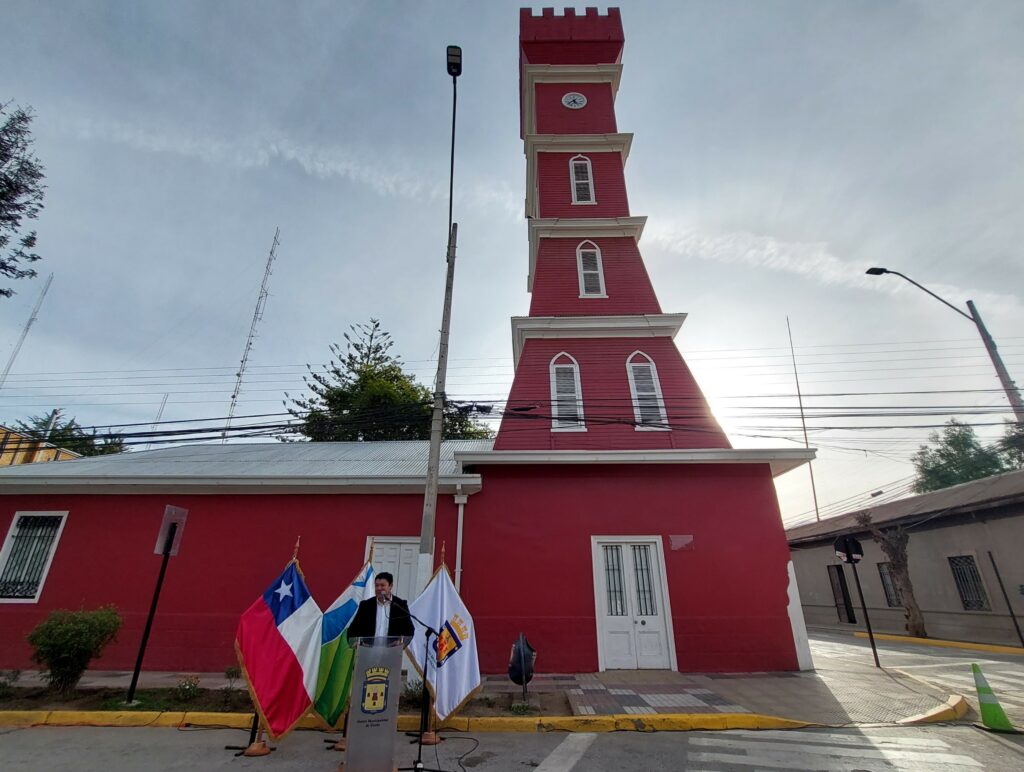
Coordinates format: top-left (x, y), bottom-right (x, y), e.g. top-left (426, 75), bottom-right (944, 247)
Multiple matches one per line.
top-left (626, 352), bottom-right (668, 430)
top-left (549, 352), bottom-right (586, 431)
top-left (569, 155), bottom-right (595, 204)
top-left (576, 240), bottom-right (607, 297)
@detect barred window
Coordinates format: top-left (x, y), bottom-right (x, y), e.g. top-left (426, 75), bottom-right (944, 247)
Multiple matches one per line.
top-left (948, 555), bottom-right (990, 611)
top-left (631, 544), bottom-right (657, 616)
top-left (603, 545), bottom-right (627, 616)
top-left (877, 562), bottom-right (902, 608)
top-left (0, 513), bottom-right (68, 602)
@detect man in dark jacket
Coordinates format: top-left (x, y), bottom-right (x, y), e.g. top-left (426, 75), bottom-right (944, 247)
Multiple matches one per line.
top-left (346, 572), bottom-right (415, 642)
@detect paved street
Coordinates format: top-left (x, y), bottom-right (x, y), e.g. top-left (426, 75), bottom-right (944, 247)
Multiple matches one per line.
top-left (809, 630), bottom-right (1024, 722)
top-left (1, 725), bottom-right (1022, 771)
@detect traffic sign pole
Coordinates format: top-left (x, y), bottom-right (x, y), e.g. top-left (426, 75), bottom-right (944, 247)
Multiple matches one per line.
top-left (850, 560), bottom-right (880, 668)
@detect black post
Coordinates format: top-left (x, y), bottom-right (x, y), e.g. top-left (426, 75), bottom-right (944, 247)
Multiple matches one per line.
top-left (126, 522), bottom-right (177, 703)
top-left (850, 561), bottom-right (880, 668)
top-left (988, 551), bottom-right (1024, 648)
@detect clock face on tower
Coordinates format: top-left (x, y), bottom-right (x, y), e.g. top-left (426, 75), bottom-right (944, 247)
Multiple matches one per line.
top-left (561, 92), bottom-right (588, 110)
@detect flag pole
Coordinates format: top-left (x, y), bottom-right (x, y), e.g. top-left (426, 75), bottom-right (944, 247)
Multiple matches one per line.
top-left (292, 536), bottom-right (301, 562)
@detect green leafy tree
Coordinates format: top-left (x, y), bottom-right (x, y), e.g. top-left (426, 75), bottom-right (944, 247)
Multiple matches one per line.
top-left (911, 419), bottom-right (1011, 493)
top-left (286, 319), bottom-right (492, 442)
top-left (15, 410), bottom-right (125, 456)
top-left (1, 102), bottom-right (45, 297)
top-left (998, 420), bottom-right (1024, 470)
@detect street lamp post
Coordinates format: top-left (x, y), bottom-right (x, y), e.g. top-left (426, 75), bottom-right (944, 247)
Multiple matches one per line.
top-left (866, 267), bottom-right (1024, 424)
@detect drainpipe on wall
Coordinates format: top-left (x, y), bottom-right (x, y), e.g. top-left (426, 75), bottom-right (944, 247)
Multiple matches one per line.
top-left (454, 489), bottom-right (468, 592)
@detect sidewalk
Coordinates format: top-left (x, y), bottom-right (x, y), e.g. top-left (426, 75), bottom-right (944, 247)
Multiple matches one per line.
top-left (12, 654), bottom-right (966, 728)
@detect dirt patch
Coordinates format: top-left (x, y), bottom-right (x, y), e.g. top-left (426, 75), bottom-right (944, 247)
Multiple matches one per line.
top-left (0, 686), bottom-right (570, 717)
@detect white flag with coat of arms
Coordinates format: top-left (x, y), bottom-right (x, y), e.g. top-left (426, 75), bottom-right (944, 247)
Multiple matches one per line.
top-left (408, 565), bottom-right (481, 721)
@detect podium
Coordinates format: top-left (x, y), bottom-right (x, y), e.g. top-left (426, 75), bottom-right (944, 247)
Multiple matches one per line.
top-left (343, 636), bottom-right (410, 772)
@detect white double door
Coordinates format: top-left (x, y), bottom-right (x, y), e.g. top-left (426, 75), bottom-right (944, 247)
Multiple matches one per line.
top-left (366, 538), bottom-right (418, 603)
top-left (593, 538), bottom-right (673, 670)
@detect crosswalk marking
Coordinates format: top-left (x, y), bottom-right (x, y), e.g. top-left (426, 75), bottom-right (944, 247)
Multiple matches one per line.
top-left (711, 729), bottom-right (950, 749)
top-left (690, 749), bottom-right (980, 771)
top-left (533, 733), bottom-right (596, 772)
top-left (690, 737), bottom-right (982, 766)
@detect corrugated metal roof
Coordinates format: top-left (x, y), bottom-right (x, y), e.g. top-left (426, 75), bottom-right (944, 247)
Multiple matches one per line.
top-left (0, 440), bottom-right (495, 481)
top-left (786, 468), bottom-right (1024, 544)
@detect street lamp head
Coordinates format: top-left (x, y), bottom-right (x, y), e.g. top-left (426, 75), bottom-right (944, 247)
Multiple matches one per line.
top-left (865, 267), bottom-right (889, 276)
top-left (447, 45), bottom-right (462, 78)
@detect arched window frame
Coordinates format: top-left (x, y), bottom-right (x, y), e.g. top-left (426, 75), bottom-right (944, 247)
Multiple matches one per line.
top-left (626, 351), bottom-right (669, 431)
top-left (576, 240), bottom-right (607, 298)
top-left (569, 154), bottom-right (596, 205)
top-left (549, 352), bottom-right (586, 432)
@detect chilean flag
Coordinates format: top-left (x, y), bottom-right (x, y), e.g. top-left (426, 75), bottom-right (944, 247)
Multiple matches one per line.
top-left (236, 561), bottom-right (322, 739)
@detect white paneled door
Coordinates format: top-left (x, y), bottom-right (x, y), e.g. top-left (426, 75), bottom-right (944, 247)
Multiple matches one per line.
top-left (592, 538), bottom-right (673, 670)
top-left (367, 538), bottom-right (418, 603)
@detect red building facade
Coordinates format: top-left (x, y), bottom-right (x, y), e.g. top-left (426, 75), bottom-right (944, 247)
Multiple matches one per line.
top-left (0, 8), bottom-right (813, 676)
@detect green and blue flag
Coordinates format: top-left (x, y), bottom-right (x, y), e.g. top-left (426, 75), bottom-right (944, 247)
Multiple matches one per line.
top-left (313, 562), bottom-right (375, 726)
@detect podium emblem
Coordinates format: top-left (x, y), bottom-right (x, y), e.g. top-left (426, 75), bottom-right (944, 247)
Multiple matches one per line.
top-left (360, 666), bottom-right (390, 714)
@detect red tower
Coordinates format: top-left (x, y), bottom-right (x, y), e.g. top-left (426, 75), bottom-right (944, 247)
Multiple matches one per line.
top-left (495, 8), bottom-right (729, 451)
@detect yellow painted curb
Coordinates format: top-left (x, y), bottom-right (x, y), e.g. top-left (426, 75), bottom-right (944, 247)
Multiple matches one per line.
top-left (0, 711), bottom-right (47, 727)
top-left (898, 695), bottom-right (970, 725)
top-left (45, 710), bottom-right (173, 727)
top-left (854, 632), bottom-right (1024, 656)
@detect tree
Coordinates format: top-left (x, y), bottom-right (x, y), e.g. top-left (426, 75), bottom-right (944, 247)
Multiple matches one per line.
top-left (285, 319), bottom-right (492, 442)
top-left (15, 410), bottom-right (125, 457)
top-left (998, 420), bottom-right (1024, 470)
top-left (1, 102), bottom-right (45, 298)
top-left (855, 511), bottom-right (927, 638)
top-left (911, 419), bottom-right (1007, 493)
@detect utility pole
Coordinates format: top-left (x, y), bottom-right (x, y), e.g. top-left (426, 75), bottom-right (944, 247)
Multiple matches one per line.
top-left (417, 46), bottom-right (463, 592)
top-left (223, 229), bottom-right (280, 442)
top-left (787, 317), bottom-right (821, 522)
top-left (866, 268), bottom-right (1023, 424)
top-left (0, 273), bottom-right (53, 391)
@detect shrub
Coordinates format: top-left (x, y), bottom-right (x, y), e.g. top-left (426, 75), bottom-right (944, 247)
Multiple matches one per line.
top-left (222, 665), bottom-right (241, 708)
top-left (0, 669), bottom-right (21, 700)
top-left (399, 680), bottom-right (424, 711)
top-left (174, 674), bottom-right (201, 702)
top-left (27, 606), bottom-right (122, 694)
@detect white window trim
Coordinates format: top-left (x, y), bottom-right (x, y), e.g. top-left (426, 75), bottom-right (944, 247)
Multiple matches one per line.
top-left (626, 351), bottom-right (670, 431)
top-left (944, 550), bottom-right (994, 614)
top-left (549, 352), bottom-right (587, 432)
top-left (590, 535), bottom-right (678, 672)
top-left (0, 511), bottom-right (69, 604)
top-left (569, 155), bottom-right (597, 205)
top-left (575, 240), bottom-right (608, 298)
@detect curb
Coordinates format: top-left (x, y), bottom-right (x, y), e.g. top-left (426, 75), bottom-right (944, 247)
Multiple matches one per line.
top-left (853, 632), bottom-right (1024, 656)
top-left (0, 700), bottom-right (969, 732)
top-left (0, 710), bottom-right (811, 732)
top-left (898, 694), bottom-right (970, 725)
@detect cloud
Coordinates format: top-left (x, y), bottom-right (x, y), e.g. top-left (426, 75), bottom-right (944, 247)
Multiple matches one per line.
top-left (64, 116), bottom-right (522, 220)
top-left (645, 223), bottom-right (1023, 317)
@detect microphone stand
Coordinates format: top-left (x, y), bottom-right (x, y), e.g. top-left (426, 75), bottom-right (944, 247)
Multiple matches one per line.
top-left (397, 605), bottom-right (445, 772)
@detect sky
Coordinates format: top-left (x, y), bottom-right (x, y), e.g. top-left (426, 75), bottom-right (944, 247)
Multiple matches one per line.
top-left (1, 0), bottom-right (1022, 526)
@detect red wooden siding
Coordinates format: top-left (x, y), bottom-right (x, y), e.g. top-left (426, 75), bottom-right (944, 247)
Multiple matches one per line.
top-left (494, 337), bottom-right (730, 451)
top-left (529, 237), bottom-right (662, 317)
top-left (537, 152), bottom-right (629, 219)
top-left (0, 494), bottom-right (459, 672)
top-left (535, 83), bottom-right (618, 135)
top-left (461, 464), bottom-right (798, 673)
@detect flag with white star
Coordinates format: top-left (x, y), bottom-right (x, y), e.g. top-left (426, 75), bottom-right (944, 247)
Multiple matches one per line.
top-left (235, 560), bottom-right (322, 739)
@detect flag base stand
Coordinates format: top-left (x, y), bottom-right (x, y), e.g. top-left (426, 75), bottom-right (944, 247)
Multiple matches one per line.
top-left (336, 765), bottom-right (398, 772)
top-left (419, 730), bottom-right (442, 746)
top-left (325, 736), bottom-right (347, 751)
top-left (241, 740), bottom-right (273, 757)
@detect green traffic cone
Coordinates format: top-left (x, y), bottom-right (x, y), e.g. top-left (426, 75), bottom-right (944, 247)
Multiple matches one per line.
top-left (972, 663), bottom-right (1019, 734)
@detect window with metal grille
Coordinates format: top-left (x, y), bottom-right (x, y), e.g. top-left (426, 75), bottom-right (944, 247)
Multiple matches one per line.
top-left (569, 155), bottom-right (595, 204)
top-left (0, 513), bottom-right (67, 601)
top-left (877, 562), bottom-right (902, 607)
top-left (576, 241), bottom-right (606, 297)
top-left (603, 545), bottom-right (627, 616)
top-left (549, 353), bottom-right (585, 431)
top-left (948, 555), bottom-right (990, 611)
top-left (631, 545), bottom-right (657, 616)
top-left (626, 352), bottom-right (668, 429)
